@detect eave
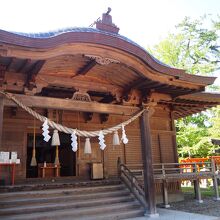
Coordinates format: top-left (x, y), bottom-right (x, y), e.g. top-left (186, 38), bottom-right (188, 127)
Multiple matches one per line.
top-left (0, 28), bottom-right (216, 88)
top-left (159, 92), bottom-right (220, 119)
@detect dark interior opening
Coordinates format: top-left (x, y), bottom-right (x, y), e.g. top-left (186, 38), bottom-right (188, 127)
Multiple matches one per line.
top-left (26, 133), bottom-right (76, 178)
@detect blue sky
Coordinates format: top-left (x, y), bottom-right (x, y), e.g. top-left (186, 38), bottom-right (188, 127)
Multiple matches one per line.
top-left (0, 0), bottom-right (219, 85)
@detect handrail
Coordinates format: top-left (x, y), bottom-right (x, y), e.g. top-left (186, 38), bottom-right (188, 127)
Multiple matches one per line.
top-left (152, 160), bottom-right (219, 180)
top-left (117, 158), bottom-right (147, 209)
top-left (124, 161), bottom-right (219, 181)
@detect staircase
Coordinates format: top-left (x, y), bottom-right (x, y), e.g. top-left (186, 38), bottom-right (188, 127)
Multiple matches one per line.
top-left (0, 181), bottom-right (145, 220)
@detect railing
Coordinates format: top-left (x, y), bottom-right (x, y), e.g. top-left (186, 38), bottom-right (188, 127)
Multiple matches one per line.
top-left (117, 158), bottom-right (147, 209)
top-left (118, 159), bottom-right (220, 207)
top-left (153, 160), bottom-right (219, 180)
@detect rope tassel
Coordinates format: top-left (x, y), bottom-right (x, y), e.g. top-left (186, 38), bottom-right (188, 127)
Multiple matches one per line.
top-left (30, 149), bottom-right (37, 166)
top-left (113, 130), bottom-right (120, 146)
top-left (51, 130), bottom-right (60, 146)
top-left (51, 130), bottom-right (60, 165)
top-left (30, 118), bottom-right (37, 166)
top-left (84, 138), bottom-right (92, 154)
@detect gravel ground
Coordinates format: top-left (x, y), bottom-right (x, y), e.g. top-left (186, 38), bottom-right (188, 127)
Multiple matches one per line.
top-left (168, 193), bottom-right (220, 217)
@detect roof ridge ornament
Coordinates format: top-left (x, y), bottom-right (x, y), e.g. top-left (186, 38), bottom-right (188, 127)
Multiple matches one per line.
top-left (95, 7), bottom-right (120, 34)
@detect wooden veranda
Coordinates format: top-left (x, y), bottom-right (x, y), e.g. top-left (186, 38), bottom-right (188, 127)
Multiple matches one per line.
top-left (121, 159), bottom-right (220, 208)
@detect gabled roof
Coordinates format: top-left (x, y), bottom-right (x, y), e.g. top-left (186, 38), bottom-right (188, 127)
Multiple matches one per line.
top-left (0, 10), bottom-right (219, 118)
top-left (0, 27), bottom-right (216, 87)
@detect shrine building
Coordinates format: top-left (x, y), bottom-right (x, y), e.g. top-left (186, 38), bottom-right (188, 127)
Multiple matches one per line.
top-left (0, 9), bottom-right (220, 218)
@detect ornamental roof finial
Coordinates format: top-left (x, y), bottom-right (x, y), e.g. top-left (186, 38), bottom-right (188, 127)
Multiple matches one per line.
top-left (95, 8), bottom-right (120, 34)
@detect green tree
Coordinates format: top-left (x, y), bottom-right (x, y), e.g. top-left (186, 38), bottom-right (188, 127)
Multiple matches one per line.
top-left (150, 15), bottom-right (220, 158)
top-left (150, 15), bottom-right (220, 75)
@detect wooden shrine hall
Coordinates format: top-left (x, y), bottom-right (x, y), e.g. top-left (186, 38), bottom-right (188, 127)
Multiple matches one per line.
top-left (0, 9), bottom-right (220, 218)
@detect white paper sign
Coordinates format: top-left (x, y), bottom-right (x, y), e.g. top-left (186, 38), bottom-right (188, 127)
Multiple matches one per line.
top-left (0, 152), bottom-right (10, 163)
top-left (11, 152), bottom-right (17, 163)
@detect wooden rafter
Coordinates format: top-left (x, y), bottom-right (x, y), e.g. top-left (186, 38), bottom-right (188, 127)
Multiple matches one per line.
top-left (159, 100), bottom-right (213, 108)
top-left (26, 60), bottom-right (45, 89)
top-left (124, 79), bottom-right (160, 95)
top-left (76, 60), bottom-right (96, 76)
top-left (124, 78), bottom-right (145, 92)
top-left (17, 59), bottom-right (31, 73)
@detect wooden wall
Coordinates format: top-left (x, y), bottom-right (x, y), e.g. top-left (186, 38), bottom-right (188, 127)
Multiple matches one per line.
top-left (150, 105), bottom-right (180, 193)
top-left (1, 104), bottom-right (180, 193)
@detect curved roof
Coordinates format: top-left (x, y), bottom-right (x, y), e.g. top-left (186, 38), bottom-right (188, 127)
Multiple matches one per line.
top-left (0, 27), bottom-right (216, 86)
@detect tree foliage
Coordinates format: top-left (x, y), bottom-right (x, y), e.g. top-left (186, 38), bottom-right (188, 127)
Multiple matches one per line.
top-left (150, 15), bottom-right (220, 75)
top-left (150, 15), bottom-right (220, 158)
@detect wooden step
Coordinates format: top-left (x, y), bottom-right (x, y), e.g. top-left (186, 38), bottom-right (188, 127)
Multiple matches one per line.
top-left (0, 181), bottom-right (145, 220)
top-left (1, 201), bottom-right (143, 220)
top-left (0, 194), bottom-right (135, 215)
top-left (0, 183), bottom-right (125, 200)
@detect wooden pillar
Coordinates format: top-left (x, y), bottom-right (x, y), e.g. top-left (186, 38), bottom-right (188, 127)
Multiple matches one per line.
top-left (162, 180), bottom-right (170, 208)
top-left (213, 176), bottom-right (220, 200)
top-left (162, 163), bottom-right (170, 208)
top-left (193, 179), bottom-right (203, 203)
top-left (0, 97), bottom-right (3, 148)
top-left (193, 163), bottom-right (203, 203)
top-left (140, 109), bottom-right (158, 217)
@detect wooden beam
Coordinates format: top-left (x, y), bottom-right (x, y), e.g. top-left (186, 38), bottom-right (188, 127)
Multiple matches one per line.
top-left (37, 75), bottom-right (122, 94)
top-left (26, 60), bottom-right (45, 89)
top-left (0, 97), bottom-right (3, 148)
top-left (140, 109), bottom-right (158, 216)
top-left (76, 60), bottom-right (96, 75)
top-left (1, 93), bottom-right (139, 116)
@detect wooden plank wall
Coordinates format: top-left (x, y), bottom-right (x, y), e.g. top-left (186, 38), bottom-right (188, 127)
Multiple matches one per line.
top-left (150, 105), bottom-right (180, 193)
top-left (2, 107), bottom-right (43, 182)
top-left (1, 104), bottom-right (180, 193)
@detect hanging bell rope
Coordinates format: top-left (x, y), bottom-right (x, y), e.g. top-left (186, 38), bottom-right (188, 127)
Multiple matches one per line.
top-left (30, 118), bottom-right (37, 166)
top-left (0, 91), bottom-right (147, 137)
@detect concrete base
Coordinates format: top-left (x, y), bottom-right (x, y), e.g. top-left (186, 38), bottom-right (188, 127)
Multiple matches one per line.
top-left (162, 204), bottom-right (170, 208)
top-left (196, 199), bottom-right (204, 203)
top-left (213, 197), bottom-right (220, 201)
top-left (144, 212), bottom-right (160, 218)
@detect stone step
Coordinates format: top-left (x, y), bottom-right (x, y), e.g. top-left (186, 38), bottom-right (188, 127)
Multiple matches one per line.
top-left (1, 201), bottom-right (142, 220)
top-left (0, 188), bottom-right (130, 207)
top-left (0, 183), bottom-right (125, 199)
top-left (0, 195), bottom-right (135, 215)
